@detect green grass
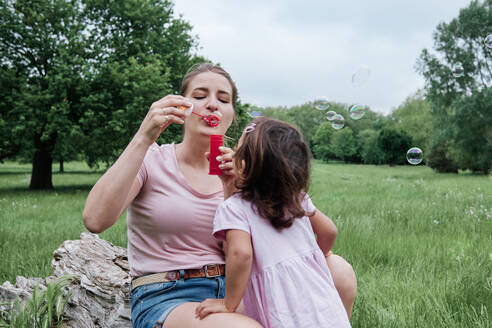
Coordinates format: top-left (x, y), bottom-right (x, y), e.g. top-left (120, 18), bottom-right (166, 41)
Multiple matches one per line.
top-left (1, 161), bottom-right (491, 327)
top-left (0, 161), bottom-right (127, 285)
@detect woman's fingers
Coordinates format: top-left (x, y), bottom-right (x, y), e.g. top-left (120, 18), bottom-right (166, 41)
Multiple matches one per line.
top-left (216, 146), bottom-right (235, 174)
top-left (151, 95), bottom-right (193, 114)
top-left (215, 146), bottom-right (233, 162)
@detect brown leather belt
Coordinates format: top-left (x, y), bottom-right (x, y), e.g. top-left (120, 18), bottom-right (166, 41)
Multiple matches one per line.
top-left (131, 264), bottom-right (225, 291)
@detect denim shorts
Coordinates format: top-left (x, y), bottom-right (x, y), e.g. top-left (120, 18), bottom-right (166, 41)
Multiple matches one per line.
top-left (130, 270), bottom-right (225, 328)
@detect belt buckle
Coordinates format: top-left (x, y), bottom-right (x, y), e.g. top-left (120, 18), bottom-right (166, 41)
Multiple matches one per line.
top-left (204, 264), bottom-right (221, 278)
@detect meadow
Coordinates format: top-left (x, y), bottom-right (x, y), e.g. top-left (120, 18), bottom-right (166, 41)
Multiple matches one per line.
top-left (0, 161), bottom-right (491, 327)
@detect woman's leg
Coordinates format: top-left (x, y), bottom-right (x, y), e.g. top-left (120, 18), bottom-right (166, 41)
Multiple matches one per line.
top-left (163, 302), bottom-right (263, 328)
top-left (326, 252), bottom-right (357, 319)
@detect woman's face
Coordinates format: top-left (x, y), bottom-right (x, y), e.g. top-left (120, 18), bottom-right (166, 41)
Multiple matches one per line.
top-left (183, 71), bottom-right (235, 136)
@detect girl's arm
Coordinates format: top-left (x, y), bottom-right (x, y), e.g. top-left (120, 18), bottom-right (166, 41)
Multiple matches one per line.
top-left (224, 230), bottom-right (253, 311)
top-left (195, 229), bottom-right (253, 319)
top-left (309, 209), bottom-right (338, 255)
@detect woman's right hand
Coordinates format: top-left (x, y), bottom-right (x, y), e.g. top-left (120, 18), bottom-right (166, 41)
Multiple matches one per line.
top-left (217, 146), bottom-right (238, 199)
top-left (136, 95), bottom-right (193, 146)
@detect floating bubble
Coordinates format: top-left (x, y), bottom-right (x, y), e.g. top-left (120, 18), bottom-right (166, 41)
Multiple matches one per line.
top-left (407, 147), bottom-right (423, 165)
top-left (452, 63), bottom-right (464, 78)
top-left (349, 104), bottom-right (366, 120)
top-left (485, 34), bottom-right (492, 49)
top-left (250, 111), bottom-right (262, 118)
top-left (326, 110), bottom-right (337, 121)
top-left (314, 97), bottom-right (330, 110)
top-left (331, 114), bottom-right (345, 130)
top-left (352, 64), bottom-right (371, 87)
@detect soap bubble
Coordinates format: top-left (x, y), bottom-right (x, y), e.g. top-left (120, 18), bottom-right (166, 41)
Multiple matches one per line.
top-left (406, 147), bottom-right (423, 165)
top-left (349, 104), bottom-right (366, 120)
top-left (326, 110), bottom-right (337, 121)
top-left (250, 111), bottom-right (262, 118)
top-left (452, 63), bottom-right (464, 78)
top-left (352, 65), bottom-right (371, 87)
top-left (314, 97), bottom-right (330, 110)
top-left (485, 34), bottom-right (492, 49)
top-left (331, 114), bottom-right (345, 130)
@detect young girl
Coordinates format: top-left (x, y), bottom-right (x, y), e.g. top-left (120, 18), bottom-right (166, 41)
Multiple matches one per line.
top-left (195, 117), bottom-right (351, 327)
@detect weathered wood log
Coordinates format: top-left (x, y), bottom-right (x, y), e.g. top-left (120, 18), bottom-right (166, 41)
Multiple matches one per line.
top-left (0, 232), bottom-right (132, 327)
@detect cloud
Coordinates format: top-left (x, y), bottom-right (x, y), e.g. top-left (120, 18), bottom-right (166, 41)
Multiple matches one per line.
top-left (174, 0), bottom-right (472, 114)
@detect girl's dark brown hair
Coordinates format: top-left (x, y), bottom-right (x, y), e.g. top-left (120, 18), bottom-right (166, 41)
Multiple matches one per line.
top-left (234, 117), bottom-right (312, 230)
top-left (179, 62), bottom-right (238, 109)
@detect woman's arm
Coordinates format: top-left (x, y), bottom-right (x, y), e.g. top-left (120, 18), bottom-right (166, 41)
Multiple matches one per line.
top-left (82, 137), bottom-right (147, 233)
top-left (309, 209), bottom-right (338, 255)
top-left (82, 95), bottom-right (191, 233)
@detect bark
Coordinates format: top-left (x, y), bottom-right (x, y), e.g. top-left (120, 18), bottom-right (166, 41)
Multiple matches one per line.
top-left (29, 132), bottom-right (58, 190)
top-left (29, 147), bottom-right (54, 189)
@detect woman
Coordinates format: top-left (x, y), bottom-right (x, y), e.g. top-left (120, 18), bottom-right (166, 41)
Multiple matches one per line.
top-left (83, 63), bottom-right (356, 328)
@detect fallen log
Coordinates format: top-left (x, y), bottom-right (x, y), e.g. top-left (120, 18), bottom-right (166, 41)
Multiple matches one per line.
top-left (0, 232), bottom-right (132, 327)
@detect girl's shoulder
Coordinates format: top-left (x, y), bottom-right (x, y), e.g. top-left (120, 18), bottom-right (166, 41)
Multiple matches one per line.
top-left (222, 193), bottom-right (246, 208)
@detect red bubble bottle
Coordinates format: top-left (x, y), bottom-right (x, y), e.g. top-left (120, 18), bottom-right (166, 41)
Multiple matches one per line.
top-left (209, 135), bottom-right (223, 175)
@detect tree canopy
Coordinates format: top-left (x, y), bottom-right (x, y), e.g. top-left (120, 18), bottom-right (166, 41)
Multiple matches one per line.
top-left (417, 0), bottom-right (491, 174)
top-left (0, 0), bottom-right (202, 188)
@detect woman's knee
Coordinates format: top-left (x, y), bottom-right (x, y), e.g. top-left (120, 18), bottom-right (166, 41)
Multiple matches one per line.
top-left (326, 254), bottom-right (357, 299)
top-left (164, 302), bottom-right (262, 328)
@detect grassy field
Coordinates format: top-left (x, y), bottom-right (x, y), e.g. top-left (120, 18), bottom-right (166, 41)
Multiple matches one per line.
top-left (0, 161), bottom-right (491, 327)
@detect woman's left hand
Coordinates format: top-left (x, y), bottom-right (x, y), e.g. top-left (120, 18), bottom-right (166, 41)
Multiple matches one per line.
top-left (195, 298), bottom-right (231, 319)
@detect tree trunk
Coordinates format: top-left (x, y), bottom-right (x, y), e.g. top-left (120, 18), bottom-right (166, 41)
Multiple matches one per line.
top-left (30, 149), bottom-right (54, 189)
top-left (30, 134), bottom-right (56, 190)
top-left (60, 158), bottom-right (64, 173)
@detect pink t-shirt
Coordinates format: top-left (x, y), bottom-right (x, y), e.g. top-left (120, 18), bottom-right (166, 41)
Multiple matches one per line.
top-left (126, 143), bottom-right (225, 277)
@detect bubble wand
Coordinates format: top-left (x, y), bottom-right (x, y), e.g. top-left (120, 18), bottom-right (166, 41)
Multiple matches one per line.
top-left (178, 105), bottom-right (220, 128)
top-left (179, 104), bottom-right (223, 175)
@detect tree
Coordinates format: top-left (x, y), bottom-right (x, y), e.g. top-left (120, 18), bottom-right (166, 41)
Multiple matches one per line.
top-left (389, 90), bottom-right (432, 158)
top-left (377, 128), bottom-right (412, 166)
top-left (447, 87), bottom-right (491, 173)
top-left (416, 0), bottom-right (491, 173)
top-left (330, 127), bottom-right (357, 163)
top-left (79, 0), bottom-right (203, 168)
top-left (312, 122), bottom-right (335, 161)
top-left (0, 0), bottom-right (199, 189)
top-left (426, 134), bottom-right (459, 173)
top-left (263, 102), bottom-right (351, 146)
top-left (358, 129), bottom-right (384, 165)
top-left (0, 0), bottom-right (90, 189)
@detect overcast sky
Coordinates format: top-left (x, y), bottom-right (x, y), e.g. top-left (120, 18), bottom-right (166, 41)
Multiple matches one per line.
top-left (173, 0), bottom-right (472, 115)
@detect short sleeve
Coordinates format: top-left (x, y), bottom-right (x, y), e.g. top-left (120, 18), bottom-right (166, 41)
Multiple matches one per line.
top-left (302, 193), bottom-right (317, 216)
top-left (213, 197), bottom-right (251, 241)
top-left (136, 143), bottom-right (160, 187)
top-left (136, 161), bottom-right (147, 187)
